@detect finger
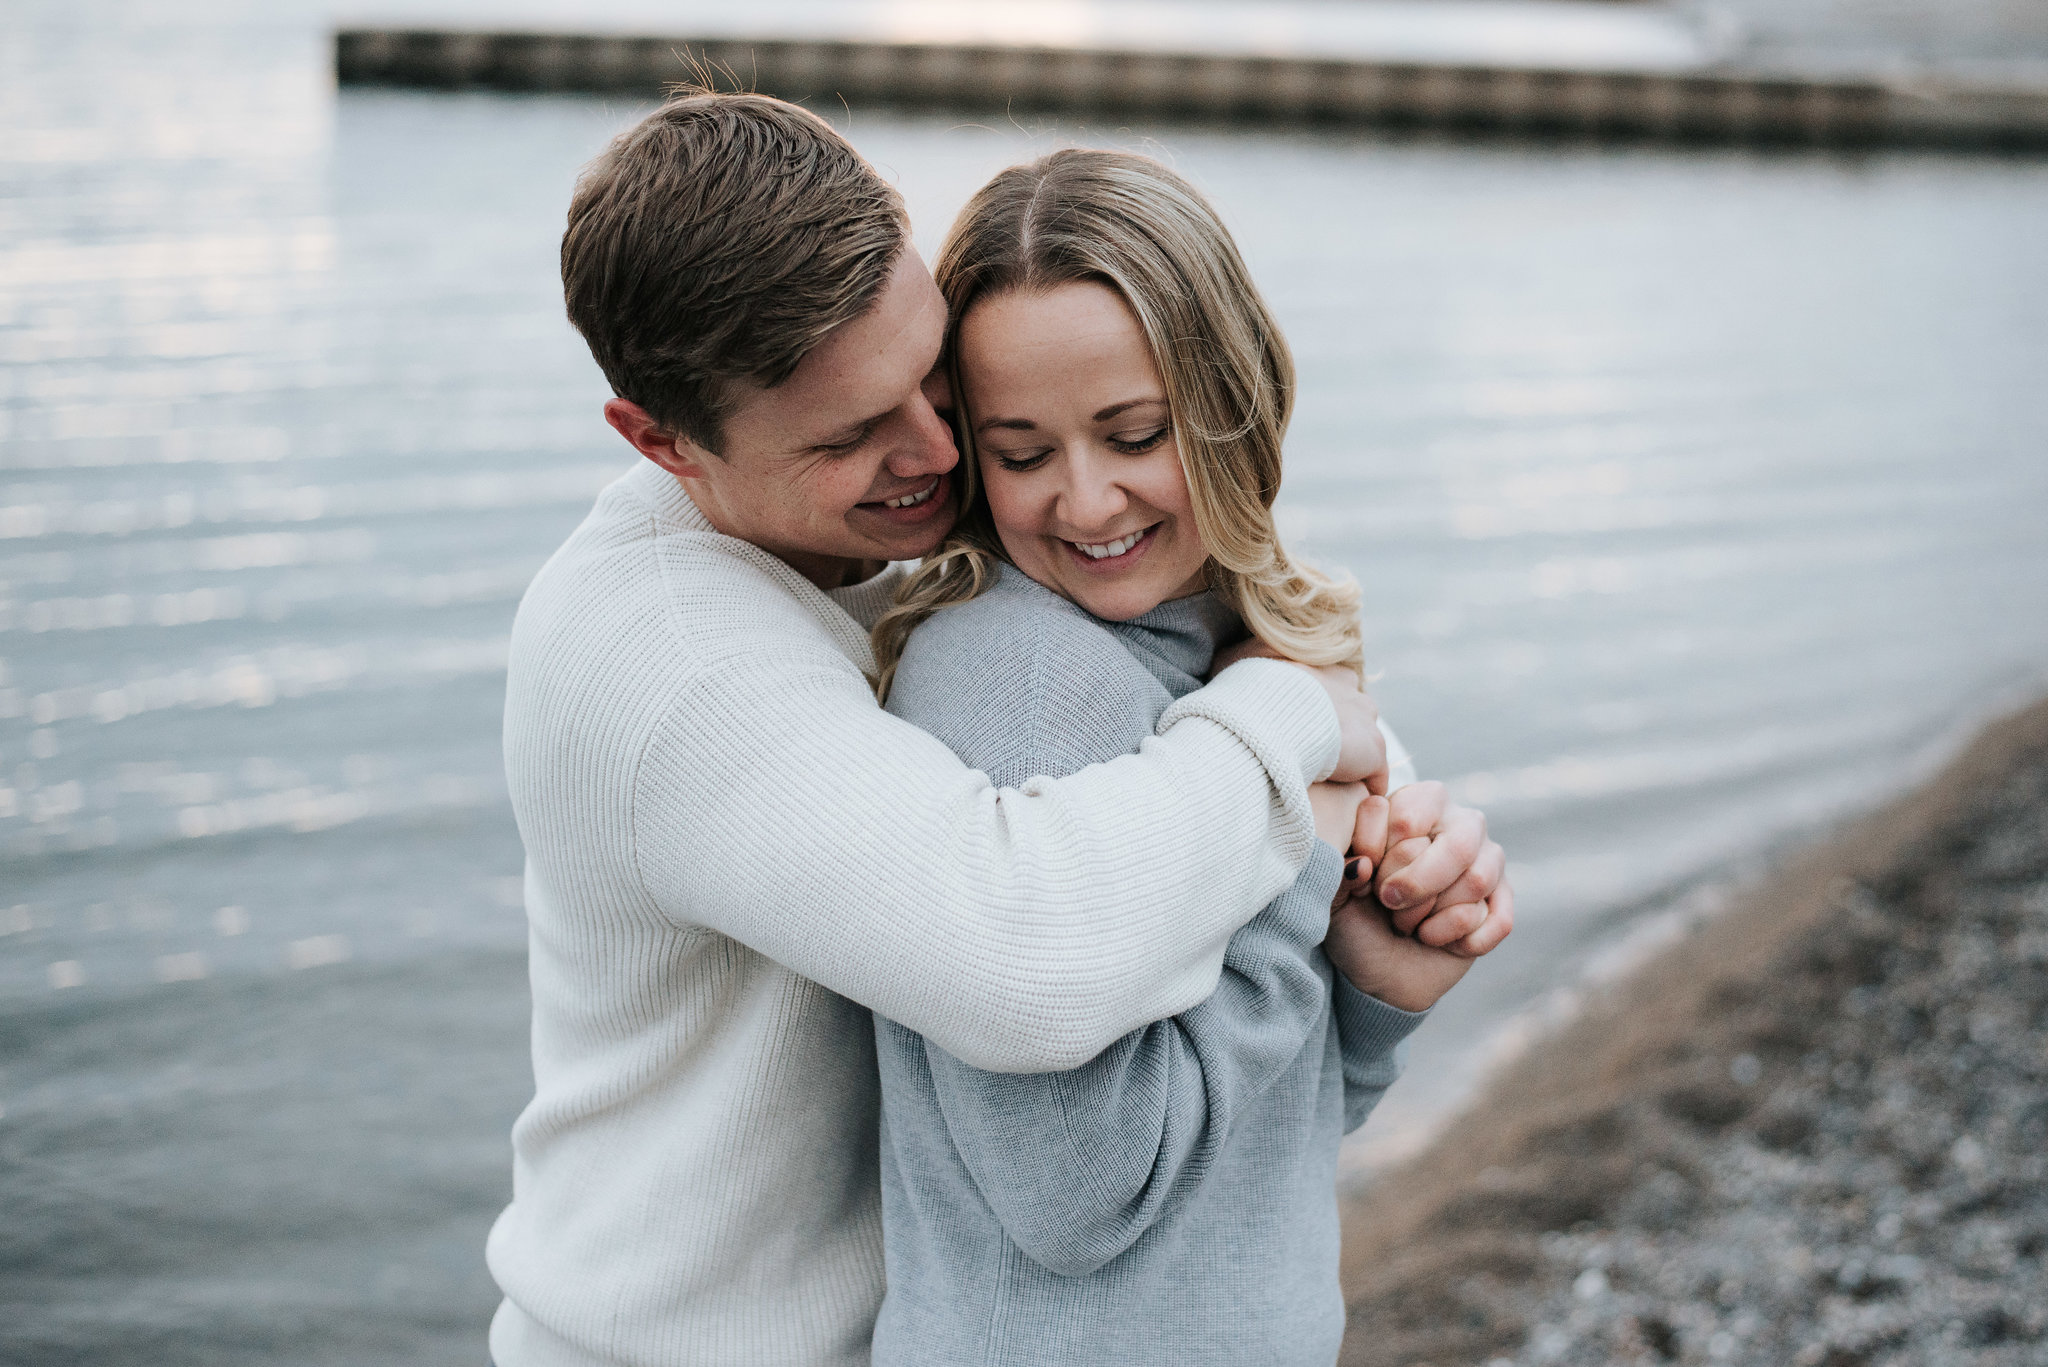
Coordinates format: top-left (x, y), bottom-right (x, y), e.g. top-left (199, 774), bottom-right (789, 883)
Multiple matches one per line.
top-left (1383, 780), bottom-right (1447, 845)
top-left (1374, 835), bottom-right (1429, 887)
top-left (1448, 881), bottom-right (1515, 958)
top-left (1327, 684), bottom-right (1386, 789)
top-left (1377, 807), bottom-right (1486, 910)
top-left (1333, 854), bottom-right (1373, 909)
top-left (1427, 841), bottom-right (1506, 920)
top-left (1388, 892), bottom-right (1439, 936)
top-left (1327, 715), bottom-right (1388, 788)
top-left (1375, 835), bottom-right (1433, 932)
top-left (1351, 795), bottom-right (1390, 869)
top-left (1357, 693), bottom-right (1389, 797)
top-left (1328, 892), bottom-right (1402, 959)
top-left (1412, 898), bottom-right (1489, 948)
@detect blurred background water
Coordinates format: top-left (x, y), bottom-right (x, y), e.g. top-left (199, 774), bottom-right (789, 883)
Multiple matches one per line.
top-left (3, 1), bottom-right (2047, 1362)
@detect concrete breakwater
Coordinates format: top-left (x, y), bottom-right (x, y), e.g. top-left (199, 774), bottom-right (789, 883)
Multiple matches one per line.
top-left (333, 27), bottom-right (2048, 149)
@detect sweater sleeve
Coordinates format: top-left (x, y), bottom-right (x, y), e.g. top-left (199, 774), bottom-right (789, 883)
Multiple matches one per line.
top-left (1331, 977), bottom-right (1427, 1133)
top-left (629, 640), bottom-right (1338, 1074)
top-left (919, 842), bottom-right (1346, 1277)
top-left (1330, 717), bottom-right (1425, 1130)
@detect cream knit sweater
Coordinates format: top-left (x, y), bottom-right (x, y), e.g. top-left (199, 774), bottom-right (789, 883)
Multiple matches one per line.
top-left (486, 460), bottom-right (1341, 1367)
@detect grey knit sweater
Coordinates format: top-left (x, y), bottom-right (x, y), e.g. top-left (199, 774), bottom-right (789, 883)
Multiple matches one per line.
top-left (875, 565), bottom-right (1426, 1366)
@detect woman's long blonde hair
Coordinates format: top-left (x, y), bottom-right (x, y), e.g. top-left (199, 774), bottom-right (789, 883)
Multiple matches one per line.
top-left (871, 148), bottom-right (1363, 698)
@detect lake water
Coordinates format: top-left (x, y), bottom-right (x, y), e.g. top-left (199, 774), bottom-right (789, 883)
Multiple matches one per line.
top-left (4, 2), bottom-right (2047, 1362)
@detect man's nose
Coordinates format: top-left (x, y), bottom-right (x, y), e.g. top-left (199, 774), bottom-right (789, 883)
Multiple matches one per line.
top-left (884, 391), bottom-right (959, 477)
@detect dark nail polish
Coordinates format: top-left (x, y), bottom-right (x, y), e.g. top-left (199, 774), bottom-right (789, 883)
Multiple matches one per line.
top-left (1344, 859), bottom-right (1361, 881)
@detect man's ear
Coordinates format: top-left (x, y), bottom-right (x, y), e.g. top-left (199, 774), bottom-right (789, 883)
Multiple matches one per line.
top-left (604, 398), bottom-right (713, 480)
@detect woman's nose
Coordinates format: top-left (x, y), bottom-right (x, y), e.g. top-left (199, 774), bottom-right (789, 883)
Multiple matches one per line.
top-left (1056, 453), bottom-right (1128, 531)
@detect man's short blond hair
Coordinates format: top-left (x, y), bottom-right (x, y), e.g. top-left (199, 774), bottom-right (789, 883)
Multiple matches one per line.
top-left (562, 92), bottom-right (907, 453)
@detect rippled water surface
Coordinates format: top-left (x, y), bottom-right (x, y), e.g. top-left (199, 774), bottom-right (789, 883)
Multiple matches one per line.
top-left (4, 2), bottom-right (2047, 1362)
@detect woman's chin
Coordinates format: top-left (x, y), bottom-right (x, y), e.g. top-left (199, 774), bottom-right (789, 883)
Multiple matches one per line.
top-left (1068, 582), bottom-right (1171, 623)
top-left (1009, 547), bottom-right (1195, 621)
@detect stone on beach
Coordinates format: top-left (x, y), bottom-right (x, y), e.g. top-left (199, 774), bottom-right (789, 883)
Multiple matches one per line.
top-left (1337, 698), bottom-right (2048, 1367)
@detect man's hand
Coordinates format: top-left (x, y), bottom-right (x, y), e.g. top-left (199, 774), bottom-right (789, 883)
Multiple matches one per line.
top-left (1369, 781), bottom-right (1513, 958)
top-left (1325, 787), bottom-right (1512, 1011)
top-left (1213, 638), bottom-right (1387, 792)
top-left (1308, 780), bottom-right (1370, 854)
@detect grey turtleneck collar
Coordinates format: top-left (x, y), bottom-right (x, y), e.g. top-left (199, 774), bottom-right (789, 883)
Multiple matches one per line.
top-left (993, 562), bottom-right (1245, 700)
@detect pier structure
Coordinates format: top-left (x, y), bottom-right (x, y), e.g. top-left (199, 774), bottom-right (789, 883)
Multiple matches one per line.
top-left (333, 4), bottom-right (2048, 150)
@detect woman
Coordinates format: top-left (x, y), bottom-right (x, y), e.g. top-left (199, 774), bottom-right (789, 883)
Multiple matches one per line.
top-left (865, 149), bottom-right (1510, 1364)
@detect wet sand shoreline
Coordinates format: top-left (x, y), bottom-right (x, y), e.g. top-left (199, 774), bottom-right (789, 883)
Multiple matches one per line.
top-left (1337, 695), bottom-right (2048, 1366)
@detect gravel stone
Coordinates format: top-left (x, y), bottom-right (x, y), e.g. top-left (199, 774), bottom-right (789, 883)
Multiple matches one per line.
top-left (1339, 727), bottom-right (2048, 1367)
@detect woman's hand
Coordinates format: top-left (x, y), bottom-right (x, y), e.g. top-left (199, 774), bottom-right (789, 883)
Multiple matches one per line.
top-left (1324, 893), bottom-right (1475, 1014)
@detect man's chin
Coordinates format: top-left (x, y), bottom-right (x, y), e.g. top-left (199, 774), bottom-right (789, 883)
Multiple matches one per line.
top-left (902, 506), bottom-right (958, 557)
top-left (849, 497), bottom-right (958, 562)
top-left (860, 520), bottom-right (954, 566)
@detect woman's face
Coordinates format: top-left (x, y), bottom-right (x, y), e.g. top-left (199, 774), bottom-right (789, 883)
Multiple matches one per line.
top-left (956, 282), bottom-right (1209, 622)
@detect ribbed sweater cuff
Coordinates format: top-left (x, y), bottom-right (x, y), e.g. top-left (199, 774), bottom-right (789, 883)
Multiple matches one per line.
top-left (1332, 974), bottom-right (1431, 1055)
top-left (1161, 657), bottom-right (1342, 785)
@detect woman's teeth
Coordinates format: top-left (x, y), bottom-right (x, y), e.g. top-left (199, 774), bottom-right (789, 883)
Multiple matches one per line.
top-left (882, 480), bottom-right (937, 510)
top-left (1072, 529), bottom-right (1147, 560)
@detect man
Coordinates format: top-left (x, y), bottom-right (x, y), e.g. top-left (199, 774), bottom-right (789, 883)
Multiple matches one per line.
top-left (489, 92), bottom-right (1509, 1367)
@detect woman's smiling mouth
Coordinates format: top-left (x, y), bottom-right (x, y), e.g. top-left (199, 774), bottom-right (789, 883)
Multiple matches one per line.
top-left (1064, 523), bottom-right (1159, 567)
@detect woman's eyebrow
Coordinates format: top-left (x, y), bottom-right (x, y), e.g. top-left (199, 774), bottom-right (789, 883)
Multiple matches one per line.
top-left (975, 415), bottom-right (1038, 434)
top-left (1092, 398), bottom-right (1167, 422)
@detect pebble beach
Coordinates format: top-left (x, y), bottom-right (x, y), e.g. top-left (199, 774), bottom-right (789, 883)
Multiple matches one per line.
top-left (1336, 697), bottom-right (2048, 1367)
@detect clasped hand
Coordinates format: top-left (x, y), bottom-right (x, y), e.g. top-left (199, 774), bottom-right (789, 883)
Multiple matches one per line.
top-left (1212, 636), bottom-right (1513, 1014)
top-left (1309, 778), bottom-right (1513, 1012)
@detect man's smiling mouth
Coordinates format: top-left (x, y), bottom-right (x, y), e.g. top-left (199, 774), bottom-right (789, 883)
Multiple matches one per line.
top-left (877, 478), bottom-right (939, 510)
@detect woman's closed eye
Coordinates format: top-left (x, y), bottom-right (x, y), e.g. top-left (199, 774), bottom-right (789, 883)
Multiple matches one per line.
top-left (990, 447), bottom-right (1053, 472)
top-left (1108, 426), bottom-right (1170, 454)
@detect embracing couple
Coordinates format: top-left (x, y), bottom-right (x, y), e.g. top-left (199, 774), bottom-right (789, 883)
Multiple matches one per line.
top-left (488, 91), bottom-right (1513, 1367)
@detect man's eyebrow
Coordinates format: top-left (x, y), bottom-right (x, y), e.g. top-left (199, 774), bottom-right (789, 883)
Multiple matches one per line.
top-left (1093, 398), bottom-right (1167, 423)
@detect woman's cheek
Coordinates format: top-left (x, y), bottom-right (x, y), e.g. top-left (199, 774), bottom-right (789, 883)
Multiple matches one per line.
top-left (979, 462), bottom-right (1035, 541)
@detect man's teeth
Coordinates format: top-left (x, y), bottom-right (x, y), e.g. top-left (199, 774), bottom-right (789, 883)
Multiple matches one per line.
top-left (883, 481), bottom-right (937, 510)
top-left (1073, 530), bottom-right (1146, 560)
